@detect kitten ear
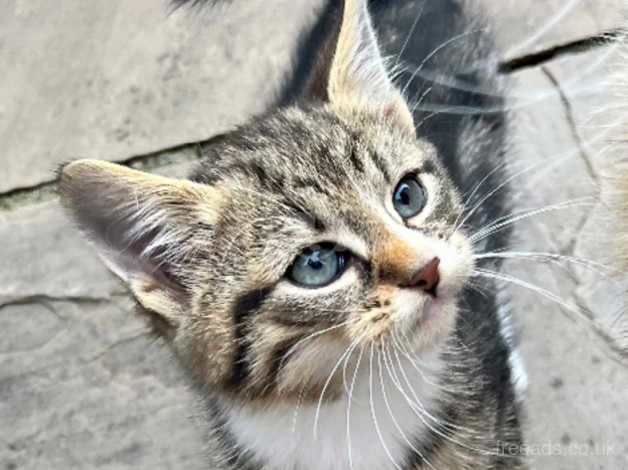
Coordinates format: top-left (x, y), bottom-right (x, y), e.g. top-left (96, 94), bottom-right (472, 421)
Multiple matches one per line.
top-left (306, 0), bottom-right (414, 132)
top-left (59, 159), bottom-right (223, 324)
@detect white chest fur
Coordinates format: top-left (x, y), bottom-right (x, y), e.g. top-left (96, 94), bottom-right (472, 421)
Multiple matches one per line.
top-left (222, 349), bottom-right (445, 470)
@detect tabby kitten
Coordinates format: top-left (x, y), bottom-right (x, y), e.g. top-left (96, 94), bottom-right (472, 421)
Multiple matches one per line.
top-left (60, 0), bottom-right (526, 468)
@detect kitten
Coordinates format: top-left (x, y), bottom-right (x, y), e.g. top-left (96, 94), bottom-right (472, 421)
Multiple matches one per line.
top-left (59, 0), bottom-right (526, 468)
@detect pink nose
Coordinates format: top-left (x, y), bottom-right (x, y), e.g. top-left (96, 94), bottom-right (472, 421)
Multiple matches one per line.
top-left (407, 257), bottom-right (440, 296)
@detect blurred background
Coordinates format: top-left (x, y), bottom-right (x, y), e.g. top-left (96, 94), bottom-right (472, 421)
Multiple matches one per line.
top-left (0, 0), bottom-right (627, 468)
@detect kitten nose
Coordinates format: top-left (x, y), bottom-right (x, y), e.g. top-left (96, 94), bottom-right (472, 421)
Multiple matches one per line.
top-left (407, 257), bottom-right (440, 296)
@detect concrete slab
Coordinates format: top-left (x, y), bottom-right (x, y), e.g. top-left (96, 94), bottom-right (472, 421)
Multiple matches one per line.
top-left (545, 47), bottom-right (628, 356)
top-left (506, 54), bottom-right (628, 469)
top-left (0, 297), bottom-right (205, 470)
top-left (0, 161), bottom-right (204, 469)
top-left (0, 0), bottom-right (320, 193)
top-left (479, 0), bottom-right (626, 60)
top-left (0, 201), bottom-right (121, 303)
top-left (1, 0), bottom-right (625, 195)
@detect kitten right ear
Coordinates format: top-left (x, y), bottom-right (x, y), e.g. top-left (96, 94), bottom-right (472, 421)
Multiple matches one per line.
top-left (304, 0), bottom-right (414, 132)
top-left (59, 159), bottom-right (224, 324)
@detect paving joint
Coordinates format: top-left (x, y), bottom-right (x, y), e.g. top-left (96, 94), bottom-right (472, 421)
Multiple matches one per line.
top-left (0, 141), bottom-right (202, 213)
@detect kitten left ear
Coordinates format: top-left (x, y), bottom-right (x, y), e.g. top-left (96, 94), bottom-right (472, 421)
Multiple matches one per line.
top-left (59, 159), bottom-right (224, 326)
top-left (306, 0), bottom-right (414, 132)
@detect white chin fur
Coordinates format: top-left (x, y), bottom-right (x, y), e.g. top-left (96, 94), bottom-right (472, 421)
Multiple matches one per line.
top-left (221, 346), bottom-right (446, 470)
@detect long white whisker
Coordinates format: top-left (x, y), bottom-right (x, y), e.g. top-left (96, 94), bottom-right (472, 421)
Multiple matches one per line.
top-left (453, 161), bottom-right (510, 231)
top-left (472, 268), bottom-right (627, 362)
top-left (473, 251), bottom-right (617, 277)
top-left (391, 332), bottom-right (465, 396)
top-left (369, 343), bottom-right (403, 470)
top-left (393, 2), bottom-right (425, 68)
top-left (346, 346), bottom-right (364, 470)
top-left (472, 268), bottom-right (590, 324)
top-left (378, 347), bottom-right (436, 470)
top-left (410, 86), bottom-right (434, 113)
top-left (401, 29), bottom-right (485, 96)
top-left (342, 338), bottom-right (363, 397)
top-left (279, 321), bottom-right (350, 371)
top-left (313, 335), bottom-right (361, 438)
top-left (388, 342), bottom-right (501, 456)
top-left (454, 159), bottom-right (548, 234)
top-left (469, 198), bottom-right (595, 244)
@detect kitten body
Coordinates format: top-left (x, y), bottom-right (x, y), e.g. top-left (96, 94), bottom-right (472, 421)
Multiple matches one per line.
top-left (61, 0), bottom-right (526, 468)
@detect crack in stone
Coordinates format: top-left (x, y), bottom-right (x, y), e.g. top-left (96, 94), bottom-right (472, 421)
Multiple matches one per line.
top-left (540, 66), bottom-right (599, 184)
top-left (83, 330), bottom-right (154, 364)
top-left (499, 29), bottom-right (624, 74)
top-left (0, 140), bottom-right (201, 213)
top-left (533, 65), bottom-right (628, 363)
top-left (0, 329), bottom-right (151, 383)
top-left (0, 293), bottom-right (127, 310)
top-left (0, 32), bottom-right (624, 214)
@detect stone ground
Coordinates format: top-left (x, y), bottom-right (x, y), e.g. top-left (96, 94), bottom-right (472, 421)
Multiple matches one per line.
top-left (1, 0), bottom-right (627, 469)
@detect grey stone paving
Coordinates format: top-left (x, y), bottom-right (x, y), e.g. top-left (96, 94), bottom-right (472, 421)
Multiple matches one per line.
top-left (0, 1), bottom-right (627, 469)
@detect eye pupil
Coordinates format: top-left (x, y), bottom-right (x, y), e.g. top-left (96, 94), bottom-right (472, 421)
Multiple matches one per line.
top-left (308, 255), bottom-right (323, 270)
top-left (288, 243), bottom-right (350, 288)
top-left (398, 184), bottom-right (411, 205)
top-left (393, 176), bottom-right (426, 219)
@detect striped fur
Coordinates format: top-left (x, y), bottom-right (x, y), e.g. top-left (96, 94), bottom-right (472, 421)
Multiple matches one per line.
top-left (60, 0), bottom-right (526, 468)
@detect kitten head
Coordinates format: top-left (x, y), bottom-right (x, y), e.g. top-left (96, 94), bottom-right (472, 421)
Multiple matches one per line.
top-left (60, 0), bottom-right (474, 404)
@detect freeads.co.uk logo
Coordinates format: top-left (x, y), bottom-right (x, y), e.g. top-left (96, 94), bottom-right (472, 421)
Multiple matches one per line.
top-left (494, 439), bottom-right (617, 457)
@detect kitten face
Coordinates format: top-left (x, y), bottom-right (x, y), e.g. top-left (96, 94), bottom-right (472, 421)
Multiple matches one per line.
top-left (59, 0), bottom-right (474, 406)
top-left (171, 106), bottom-right (474, 401)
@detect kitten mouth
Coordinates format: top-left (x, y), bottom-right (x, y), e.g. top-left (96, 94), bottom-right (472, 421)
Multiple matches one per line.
top-left (403, 296), bottom-right (450, 338)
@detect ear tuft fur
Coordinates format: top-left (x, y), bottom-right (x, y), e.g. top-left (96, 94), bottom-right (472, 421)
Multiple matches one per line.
top-left (59, 159), bottom-right (223, 320)
top-left (305, 0), bottom-right (415, 132)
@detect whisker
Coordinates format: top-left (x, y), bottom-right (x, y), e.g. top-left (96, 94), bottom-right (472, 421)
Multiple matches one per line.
top-left (378, 347), bottom-right (436, 470)
top-left (388, 342), bottom-right (505, 457)
top-left (473, 251), bottom-right (617, 277)
top-left (385, 343), bottom-right (472, 443)
top-left (313, 335), bottom-right (362, 438)
top-left (473, 268), bottom-right (584, 318)
top-left (454, 160), bottom-right (510, 231)
top-left (413, 110), bottom-right (439, 131)
top-left (472, 268), bottom-right (627, 362)
top-left (368, 342), bottom-right (403, 470)
top-left (391, 332), bottom-right (465, 396)
top-left (278, 321), bottom-right (350, 371)
top-left (346, 346), bottom-right (364, 470)
top-left (401, 29), bottom-right (485, 97)
top-left (393, 2), bottom-right (425, 68)
top-left (401, 42), bottom-right (619, 110)
top-left (410, 86), bottom-right (434, 113)
top-left (469, 198), bottom-right (595, 244)
top-left (454, 159), bottom-right (550, 235)
top-left (342, 338), bottom-right (363, 397)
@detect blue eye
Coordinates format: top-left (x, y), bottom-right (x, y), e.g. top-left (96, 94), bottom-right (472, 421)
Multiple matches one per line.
top-left (287, 243), bottom-right (349, 288)
top-left (393, 175), bottom-right (426, 219)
